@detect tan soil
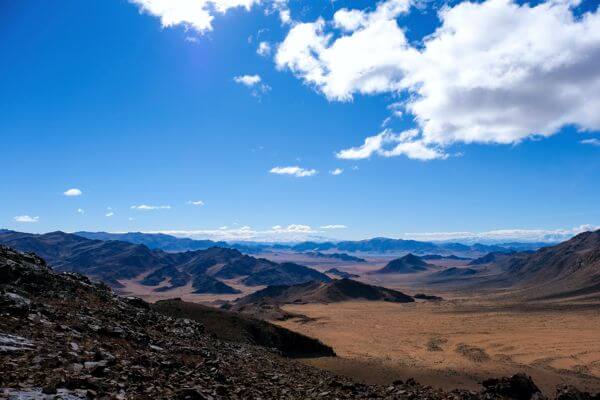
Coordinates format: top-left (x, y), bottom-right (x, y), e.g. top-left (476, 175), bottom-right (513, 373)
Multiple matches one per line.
top-left (273, 300), bottom-right (600, 395)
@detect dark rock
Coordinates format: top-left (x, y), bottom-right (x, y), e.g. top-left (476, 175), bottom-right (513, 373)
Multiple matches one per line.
top-left (175, 387), bottom-right (214, 399)
top-left (122, 296), bottom-right (150, 309)
top-left (556, 385), bottom-right (599, 400)
top-left (0, 291), bottom-right (31, 315)
top-left (482, 373), bottom-right (541, 400)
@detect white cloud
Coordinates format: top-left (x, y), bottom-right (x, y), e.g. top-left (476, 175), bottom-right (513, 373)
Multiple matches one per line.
top-left (130, 0), bottom-right (261, 34)
top-left (14, 215), bottom-right (39, 223)
top-left (234, 74), bottom-right (271, 96)
top-left (275, 0), bottom-right (412, 102)
top-left (271, 224), bottom-right (315, 233)
top-left (329, 168), bottom-right (343, 175)
top-left (276, 0), bottom-right (600, 158)
top-left (399, 225), bottom-right (600, 243)
top-left (130, 204), bottom-right (172, 210)
top-left (581, 138), bottom-right (600, 146)
top-left (321, 224), bottom-right (347, 229)
top-left (257, 41), bottom-right (271, 56)
top-left (234, 74), bottom-right (262, 86)
top-left (77, 208), bottom-right (85, 215)
top-left (187, 200), bottom-right (205, 206)
top-left (270, 166), bottom-right (317, 177)
top-left (106, 212), bottom-right (115, 217)
top-left (63, 188), bottom-right (82, 197)
top-left (337, 129), bottom-right (447, 161)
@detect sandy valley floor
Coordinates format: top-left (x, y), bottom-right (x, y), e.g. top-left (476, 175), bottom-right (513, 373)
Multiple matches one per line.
top-left (274, 300), bottom-right (600, 395)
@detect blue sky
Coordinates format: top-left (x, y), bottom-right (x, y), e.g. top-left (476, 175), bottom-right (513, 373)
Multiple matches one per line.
top-left (2, 0), bottom-right (599, 242)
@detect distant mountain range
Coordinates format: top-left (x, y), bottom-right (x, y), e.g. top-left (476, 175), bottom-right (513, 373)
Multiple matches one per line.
top-left (0, 230), bottom-right (330, 294)
top-left (73, 231), bottom-right (550, 256)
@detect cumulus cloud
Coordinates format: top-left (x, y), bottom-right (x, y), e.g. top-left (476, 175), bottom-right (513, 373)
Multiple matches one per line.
top-left (257, 41), bottom-right (271, 56)
top-left (130, 0), bottom-right (261, 34)
top-left (581, 138), bottom-right (600, 146)
top-left (276, 0), bottom-right (600, 158)
top-left (130, 204), bottom-right (172, 210)
top-left (329, 168), bottom-right (343, 175)
top-left (270, 166), bottom-right (317, 177)
top-left (187, 200), bottom-right (205, 206)
top-left (337, 129), bottom-right (447, 161)
top-left (14, 215), bottom-right (39, 223)
top-left (321, 224), bottom-right (347, 229)
top-left (63, 188), bottom-right (82, 197)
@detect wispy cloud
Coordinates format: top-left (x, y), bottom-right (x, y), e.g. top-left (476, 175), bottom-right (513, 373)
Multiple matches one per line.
top-left (14, 215), bottom-right (39, 223)
top-left (147, 223), bottom-right (321, 242)
top-left (77, 208), bottom-right (85, 215)
top-left (234, 74), bottom-right (262, 86)
top-left (105, 212), bottom-right (115, 217)
top-left (337, 129), bottom-right (447, 161)
top-left (234, 74), bottom-right (271, 97)
top-left (271, 224), bottom-right (315, 233)
top-left (399, 225), bottom-right (600, 243)
top-left (321, 224), bottom-right (347, 229)
top-left (270, 166), bottom-right (317, 177)
top-left (130, 204), bottom-right (172, 211)
top-left (329, 168), bottom-right (343, 176)
top-left (581, 138), bottom-right (600, 146)
top-left (63, 188), bottom-right (82, 197)
top-left (257, 41), bottom-right (271, 56)
top-left (187, 200), bottom-right (205, 206)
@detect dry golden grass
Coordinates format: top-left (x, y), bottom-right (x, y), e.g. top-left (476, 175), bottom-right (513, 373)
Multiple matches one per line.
top-left (274, 300), bottom-right (600, 395)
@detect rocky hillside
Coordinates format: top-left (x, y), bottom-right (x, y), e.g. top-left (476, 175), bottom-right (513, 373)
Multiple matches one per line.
top-left (491, 230), bottom-right (600, 300)
top-left (152, 298), bottom-right (334, 358)
top-left (371, 254), bottom-right (435, 274)
top-left (1, 245), bottom-right (597, 399)
top-left (0, 230), bottom-right (330, 295)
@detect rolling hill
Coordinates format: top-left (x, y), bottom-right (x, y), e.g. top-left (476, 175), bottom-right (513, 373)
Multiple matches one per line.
top-left (233, 278), bottom-right (415, 308)
top-left (0, 230), bottom-right (330, 295)
top-left (371, 253), bottom-right (435, 274)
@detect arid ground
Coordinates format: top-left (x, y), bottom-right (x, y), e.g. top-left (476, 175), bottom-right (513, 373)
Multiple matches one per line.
top-left (115, 253), bottom-right (600, 395)
top-left (274, 299), bottom-right (600, 395)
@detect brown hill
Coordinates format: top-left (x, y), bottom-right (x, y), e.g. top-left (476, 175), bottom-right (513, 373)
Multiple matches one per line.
top-left (492, 230), bottom-right (600, 300)
top-left (371, 253), bottom-right (435, 274)
top-left (233, 278), bottom-right (414, 308)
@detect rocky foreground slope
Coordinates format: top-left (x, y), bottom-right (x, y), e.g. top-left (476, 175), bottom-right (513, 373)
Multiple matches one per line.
top-left (1, 245), bottom-right (598, 399)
